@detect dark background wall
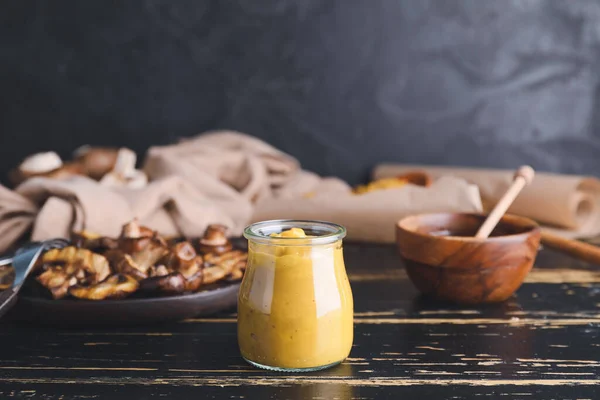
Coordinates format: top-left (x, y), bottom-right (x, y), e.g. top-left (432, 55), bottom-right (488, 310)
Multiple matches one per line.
top-left (2, 0), bottom-right (600, 186)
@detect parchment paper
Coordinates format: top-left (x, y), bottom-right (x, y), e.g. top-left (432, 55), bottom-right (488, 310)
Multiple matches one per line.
top-left (374, 164), bottom-right (600, 239)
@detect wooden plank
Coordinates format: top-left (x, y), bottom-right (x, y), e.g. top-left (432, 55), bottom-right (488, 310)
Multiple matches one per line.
top-left (0, 243), bottom-right (598, 399)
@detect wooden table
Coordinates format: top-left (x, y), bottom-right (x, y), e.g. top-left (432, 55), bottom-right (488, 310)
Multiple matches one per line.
top-left (1, 242), bottom-right (599, 399)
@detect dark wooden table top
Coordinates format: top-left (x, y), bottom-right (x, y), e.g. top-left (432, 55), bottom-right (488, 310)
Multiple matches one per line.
top-left (1, 242), bottom-right (599, 399)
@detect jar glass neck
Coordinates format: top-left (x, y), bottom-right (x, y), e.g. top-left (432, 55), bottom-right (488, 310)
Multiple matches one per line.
top-left (243, 220), bottom-right (346, 246)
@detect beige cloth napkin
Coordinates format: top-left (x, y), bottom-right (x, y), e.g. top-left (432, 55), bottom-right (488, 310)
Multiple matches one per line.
top-left (144, 131), bottom-right (483, 243)
top-left (0, 131), bottom-right (485, 251)
top-left (374, 164), bottom-right (600, 239)
top-left (0, 175), bottom-right (241, 252)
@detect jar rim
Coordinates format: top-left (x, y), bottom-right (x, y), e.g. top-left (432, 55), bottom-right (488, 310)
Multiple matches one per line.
top-left (243, 219), bottom-right (347, 246)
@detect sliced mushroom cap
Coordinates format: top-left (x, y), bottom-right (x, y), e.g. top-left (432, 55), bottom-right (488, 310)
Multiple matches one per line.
top-left (71, 231), bottom-right (118, 253)
top-left (204, 250), bottom-right (247, 267)
top-left (120, 219), bottom-right (155, 240)
top-left (89, 237), bottom-right (120, 253)
top-left (197, 241), bottom-right (232, 256)
top-left (118, 221), bottom-right (166, 257)
top-left (41, 247), bottom-right (110, 284)
top-left (164, 242), bottom-right (201, 278)
top-left (69, 274), bottom-right (139, 300)
top-left (36, 266), bottom-right (79, 299)
top-left (184, 269), bottom-right (203, 292)
top-left (148, 264), bottom-right (170, 278)
top-left (119, 237), bottom-right (151, 254)
top-left (139, 272), bottom-right (185, 296)
top-left (203, 250), bottom-right (247, 285)
top-left (130, 239), bottom-right (169, 271)
top-left (35, 258), bottom-right (104, 299)
top-left (196, 224), bottom-right (233, 255)
top-left (66, 260), bottom-right (100, 285)
top-left (202, 265), bottom-right (229, 285)
top-left (179, 262), bottom-right (200, 280)
top-left (225, 258), bottom-right (247, 283)
top-left (173, 241), bottom-right (197, 263)
top-left (225, 268), bottom-right (244, 282)
top-left (104, 250), bottom-right (148, 281)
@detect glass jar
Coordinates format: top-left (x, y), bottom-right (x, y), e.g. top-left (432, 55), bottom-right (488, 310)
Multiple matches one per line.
top-left (238, 220), bottom-right (354, 372)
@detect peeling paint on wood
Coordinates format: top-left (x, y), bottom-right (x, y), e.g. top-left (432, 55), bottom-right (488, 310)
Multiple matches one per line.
top-left (348, 268), bottom-right (600, 284)
top-left (1, 243), bottom-right (600, 399)
top-left (1, 377), bottom-right (599, 387)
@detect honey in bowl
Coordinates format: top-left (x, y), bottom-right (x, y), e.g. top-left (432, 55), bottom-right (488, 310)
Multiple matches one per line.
top-left (396, 213), bottom-right (541, 304)
top-left (429, 225), bottom-right (520, 238)
top-left (238, 220), bottom-right (353, 372)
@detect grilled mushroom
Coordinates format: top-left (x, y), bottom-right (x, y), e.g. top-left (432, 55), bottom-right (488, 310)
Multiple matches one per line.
top-left (184, 267), bottom-right (204, 292)
top-left (35, 260), bottom-right (98, 299)
top-left (203, 250), bottom-right (248, 285)
top-left (71, 231), bottom-right (118, 253)
top-left (29, 217), bottom-right (249, 301)
top-left (202, 265), bottom-right (229, 285)
top-left (225, 268), bottom-right (244, 282)
top-left (130, 239), bottom-right (169, 272)
top-left (119, 219), bottom-right (154, 240)
top-left (69, 274), bottom-right (139, 300)
top-left (118, 222), bottom-right (168, 270)
top-left (40, 247), bottom-right (110, 284)
top-left (163, 242), bottom-right (202, 278)
top-left (104, 250), bottom-right (148, 281)
top-left (118, 236), bottom-right (151, 255)
top-left (204, 250), bottom-right (247, 267)
top-left (36, 266), bottom-right (79, 299)
top-left (114, 220), bottom-right (169, 271)
top-left (225, 257), bottom-right (247, 282)
top-left (139, 272), bottom-right (185, 295)
top-left (148, 264), bottom-right (169, 277)
top-left (160, 242), bottom-right (205, 292)
top-left (196, 224), bottom-right (233, 255)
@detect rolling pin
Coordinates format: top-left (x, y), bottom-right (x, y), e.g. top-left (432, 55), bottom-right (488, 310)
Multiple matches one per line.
top-left (540, 231), bottom-right (600, 266)
top-left (471, 164), bottom-right (600, 266)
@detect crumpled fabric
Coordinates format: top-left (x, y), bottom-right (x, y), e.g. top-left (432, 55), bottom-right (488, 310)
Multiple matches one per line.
top-left (0, 130), bottom-right (483, 252)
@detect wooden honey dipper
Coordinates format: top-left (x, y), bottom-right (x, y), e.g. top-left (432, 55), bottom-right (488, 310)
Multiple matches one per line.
top-left (475, 165), bottom-right (535, 239)
top-left (477, 165), bottom-right (600, 265)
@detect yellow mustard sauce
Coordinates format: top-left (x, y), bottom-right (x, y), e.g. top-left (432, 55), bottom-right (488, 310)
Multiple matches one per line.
top-left (238, 227), bottom-right (353, 369)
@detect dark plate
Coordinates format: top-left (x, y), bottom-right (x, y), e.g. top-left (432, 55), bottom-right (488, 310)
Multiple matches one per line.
top-left (10, 283), bottom-right (240, 326)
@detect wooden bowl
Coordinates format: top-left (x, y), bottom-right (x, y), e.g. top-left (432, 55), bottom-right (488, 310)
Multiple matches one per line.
top-left (396, 213), bottom-right (541, 304)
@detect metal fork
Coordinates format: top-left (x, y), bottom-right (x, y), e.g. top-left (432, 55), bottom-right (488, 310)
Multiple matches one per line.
top-left (0, 239), bottom-right (70, 319)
